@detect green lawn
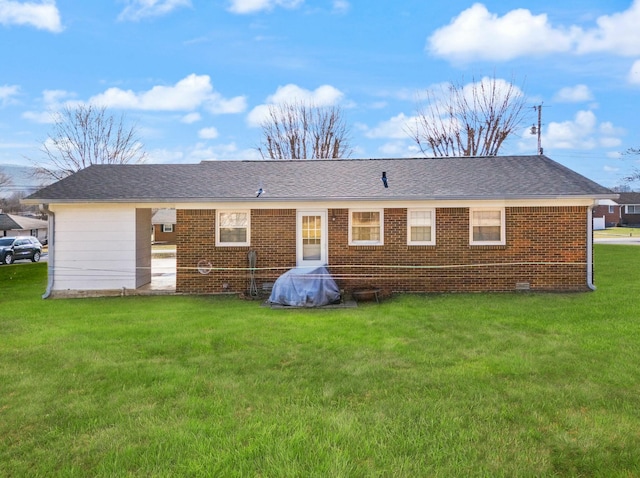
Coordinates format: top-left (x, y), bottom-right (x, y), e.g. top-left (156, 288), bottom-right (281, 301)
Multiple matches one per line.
top-left (594, 226), bottom-right (640, 237)
top-left (1, 245), bottom-right (640, 477)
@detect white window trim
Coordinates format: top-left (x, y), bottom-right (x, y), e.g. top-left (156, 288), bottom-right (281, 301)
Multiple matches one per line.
top-left (469, 207), bottom-right (506, 246)
top-left (216, 210), bottom-right (250, 247)
top-left (626, 205), bottom-right (640, 214)
top-left (407, 208), bottom-right (436, 246)
top-left (161, 224), bottom-right (174, 233)
top-left (348, 208), bottom-right (384, 246)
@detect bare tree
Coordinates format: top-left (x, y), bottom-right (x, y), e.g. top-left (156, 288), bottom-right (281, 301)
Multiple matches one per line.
top-left (0, 169), bottom-right (12, 195)
top-left (409, 76), bottom-right (528, 157)
top-left (622, 148), bottom-right (640, 183)
top-left (257, 102), bottom-right (352, 159)
top-left (32, 104), bottom-right (147, 181)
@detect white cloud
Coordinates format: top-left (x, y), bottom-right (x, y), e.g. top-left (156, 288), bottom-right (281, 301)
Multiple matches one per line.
top-left (0, 0), bottom-right (62, 32)
top-left (428, 1), bottom-right (640, 62)
top-left (628, 59), bottom-right (640, 85)
top-left (198, 126), bottom-right (219, 139)
top-left (0, 84), bottom-right (19, 106)
top-left (22, 110), bottom-right (55, 123)
top-left (427, 3), bottom-right (577, 61)
top-left (544, 110), bottom-right (625, 150)
top-left (332, 0), bottom-right (349, 14)
top-left (88, 74), bottom-right (247, 113)
top-left (553, 84), bottom-right (594, 103)
top-left (181, 112), bottom-right (201, 123)
top-left (377, 141), bottom-right (420, 157)
top-left (227, 0), bottom-right (302, 14)
top-left (118, 0), bottom-right (191, 21)
top-left (363, 113), bottom-right (416, 140)
top-left (247, 83), bottom-right (344, 127)
top-left (577, 1), bottom-right (640, 56)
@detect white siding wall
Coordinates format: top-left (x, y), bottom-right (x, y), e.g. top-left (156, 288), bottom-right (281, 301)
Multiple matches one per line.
top-left (51, 204), bottom-right (139, 291)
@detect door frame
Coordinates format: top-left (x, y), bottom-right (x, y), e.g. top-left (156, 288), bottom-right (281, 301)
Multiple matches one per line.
top-left (296, 209), bottom-right (328, 267)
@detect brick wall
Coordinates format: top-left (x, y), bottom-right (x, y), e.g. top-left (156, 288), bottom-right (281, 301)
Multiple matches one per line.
top-left (176, 206), bottom-right (590, 295)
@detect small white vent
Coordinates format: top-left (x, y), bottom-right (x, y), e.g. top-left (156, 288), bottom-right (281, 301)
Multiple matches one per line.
top-left (515, 282), bottom-right (531, 291)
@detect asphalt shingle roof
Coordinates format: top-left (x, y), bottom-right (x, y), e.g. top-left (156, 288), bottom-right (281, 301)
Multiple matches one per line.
top-left (0, 214), bottom-right (21, 230)
top-left (24, 155), bottom-right (614, 203)
top-left (616, 192), bottom-right (640, 205)
top-left (0, 213), bottom-right (47, 230)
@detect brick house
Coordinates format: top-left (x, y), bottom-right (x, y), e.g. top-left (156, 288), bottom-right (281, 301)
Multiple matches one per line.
top-left (24, 155), bottom-right (615, 298)
top-left (592, 200), bottom-right (620, 228)
top-left (151, 208), bottom-right (176, 244)
top-left (616, 192), bottom-right (640, 226)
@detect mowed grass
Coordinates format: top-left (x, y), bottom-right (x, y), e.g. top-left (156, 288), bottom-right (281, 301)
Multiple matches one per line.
top-left (1, 245), bottom-right (640, 477)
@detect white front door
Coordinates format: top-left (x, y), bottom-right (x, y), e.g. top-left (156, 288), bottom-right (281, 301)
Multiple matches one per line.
top-left (297, 210), bottom-right (328, 267)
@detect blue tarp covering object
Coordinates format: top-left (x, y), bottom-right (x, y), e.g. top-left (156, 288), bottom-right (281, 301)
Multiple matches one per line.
top-left (268, 266), bottom-right (341, 307)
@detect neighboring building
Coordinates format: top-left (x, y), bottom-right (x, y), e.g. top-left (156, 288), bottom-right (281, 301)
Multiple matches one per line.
top-left (592, 199), bottom-right (621, 229)
top-left (23, 155), bottom-right (616, 298)
top-left (616, 192), bottom-right (640, 226)
top-left (152, 208), bottom-right (176, 244)
top-left (0, 213), bottom-right (48, 243)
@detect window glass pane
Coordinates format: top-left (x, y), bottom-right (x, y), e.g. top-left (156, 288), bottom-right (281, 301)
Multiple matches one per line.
top-left (302, 215), bottom-right (322, 260)
top-left (351, 211), bottom-right (382, 243)
top-left (473, 210), bottom-right (501, 226)
top-left (220, 228), bottom-right (247, 243)
top-left (411, 226), bottom-right (431, 242)
top-left (353, 211), bottom-right (380, 226)
top-left (410, 210), bottom-right (432, 227)
top-left (472, 210), bottom-right (502, 242)
top-left (473, 226), bottom-right (500, 241)
top-left (220, 212), bottom-right (248, 227)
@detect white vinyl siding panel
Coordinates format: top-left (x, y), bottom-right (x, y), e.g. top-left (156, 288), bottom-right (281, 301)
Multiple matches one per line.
top-left (51, 205), bottom-right (139, 291)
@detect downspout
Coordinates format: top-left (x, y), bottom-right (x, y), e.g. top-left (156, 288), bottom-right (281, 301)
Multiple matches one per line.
top-left (587, 206), bottom-right (596, 291)
top-left (40, 204), bottom-right (54, 299)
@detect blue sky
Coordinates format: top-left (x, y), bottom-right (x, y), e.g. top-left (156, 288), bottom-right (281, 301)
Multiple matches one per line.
top-left (1, 0), bottom-right (640, 188)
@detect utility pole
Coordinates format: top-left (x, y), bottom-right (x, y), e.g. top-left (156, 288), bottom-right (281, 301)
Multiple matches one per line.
top-left (530, 104), bottom-right (543, 155)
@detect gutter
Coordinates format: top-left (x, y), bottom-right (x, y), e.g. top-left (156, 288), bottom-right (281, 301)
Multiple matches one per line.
top-left (587, 206), bottom-right (596, 291)
top-left (40, 204), bottom-right (54, 299)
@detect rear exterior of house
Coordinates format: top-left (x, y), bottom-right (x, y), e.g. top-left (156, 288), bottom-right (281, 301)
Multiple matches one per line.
top-left (176, 205), bottom-right (589, 294)
top-left (23, 155), bottom-right (616, 298)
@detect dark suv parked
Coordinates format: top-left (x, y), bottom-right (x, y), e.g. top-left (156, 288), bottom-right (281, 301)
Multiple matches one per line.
top-left (0, 236), bottom-right (43, 264)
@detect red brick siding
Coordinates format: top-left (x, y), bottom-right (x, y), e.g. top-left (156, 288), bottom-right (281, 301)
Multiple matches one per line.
top-left (177, 206), bottom-right (590, 295)
top-left (176, 209), bottom-right (296, 294)
top-left (153, 224), bottom-right (176, 244)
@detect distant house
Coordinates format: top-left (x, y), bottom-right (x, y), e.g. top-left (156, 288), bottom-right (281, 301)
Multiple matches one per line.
top-left (152, 209), bottom-right (176, 244)
top-left (616, 192), bottom-right (640, 226)
top-left (23, 155), bottom-right (616, 298)
top-left (0, 213), bottom-right (48, 243)
top-left (592, 199), bottom-right (621, 229)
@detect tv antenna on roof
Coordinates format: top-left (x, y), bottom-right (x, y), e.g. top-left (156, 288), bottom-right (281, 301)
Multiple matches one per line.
top-left (530, 104), bottom-right (544, 155)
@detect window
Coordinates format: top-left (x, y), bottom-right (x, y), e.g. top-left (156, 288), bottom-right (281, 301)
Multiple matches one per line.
top-left (349, 209), bottom-right (383, 245)
top-left (161, 224), bottom-right (174, 233)
top-left (470, 208), bottom-right (505, 245)
top-left (407, 208), bottom-right (435, 245)
top-left (608, 205), bottom-right (615, 214)
top-left (216, 210), bottom-right (250, 246)
top-left (627, 205), bottom-right (640, 214)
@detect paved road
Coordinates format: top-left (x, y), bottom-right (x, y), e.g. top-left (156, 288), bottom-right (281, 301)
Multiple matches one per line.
top-left (594, 236), bottom-right (640, 245)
